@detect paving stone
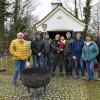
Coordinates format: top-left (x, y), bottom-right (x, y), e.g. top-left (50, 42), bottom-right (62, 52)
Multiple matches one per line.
top-left (0, 74), bottom-right (94, 100)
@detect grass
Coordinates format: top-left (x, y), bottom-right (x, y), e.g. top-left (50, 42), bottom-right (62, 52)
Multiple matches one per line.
top-left (86, 81), bottom-right (100, 100)
top-left (0, 56), bottom-right (14, 75)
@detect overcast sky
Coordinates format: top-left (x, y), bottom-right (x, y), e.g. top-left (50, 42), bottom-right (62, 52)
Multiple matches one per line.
top-left (33, 0), bottom-right (100, 20)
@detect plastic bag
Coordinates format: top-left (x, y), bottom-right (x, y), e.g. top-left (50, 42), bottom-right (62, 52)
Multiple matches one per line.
top-left (26, 61), bottom-right (32, 69)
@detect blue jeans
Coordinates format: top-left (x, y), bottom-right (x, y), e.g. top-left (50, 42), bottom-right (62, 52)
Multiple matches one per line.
top-left (98, 63), bottom-right (100, 78)
top-left (86, 61), bottom-right (94, 80)
top-left (44, 53), bottom-right (52, 71)
top-left (64, 55), bottom-right (73, 76)
top-left (13, 60), bottom-right (26, 84)
top-left (74, 57), bottom-right (85, 76)
top-left (33, 55), bottom-right (44, 68)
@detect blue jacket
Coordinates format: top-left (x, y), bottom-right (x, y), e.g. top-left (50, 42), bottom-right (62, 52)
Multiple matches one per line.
top-left (72, 39), bottom-right (84, 57)
top-left (82, 41), bottom-right (99, 61)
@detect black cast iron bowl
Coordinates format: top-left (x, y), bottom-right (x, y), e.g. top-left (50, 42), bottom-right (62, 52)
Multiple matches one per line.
top-left (20, 68), bottom-right (50, 89)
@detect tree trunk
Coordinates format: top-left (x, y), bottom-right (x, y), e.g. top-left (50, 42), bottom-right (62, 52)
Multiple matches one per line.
top-left (84, 0), bottom-right (92, 35)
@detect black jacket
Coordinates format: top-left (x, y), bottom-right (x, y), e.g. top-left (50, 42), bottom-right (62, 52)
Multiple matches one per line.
top-left (24, 35), bottom-right (32, 42)
top-left (44, 39), bottom-right (52, 54)
top-left (95, 37), bottom-right (100, 62)
top-left (51, 39), bottom-right (62, 54)
top-left (64, 39), bottom-right (73, 55)
top-left (31, 39), bottom-right (45, 55)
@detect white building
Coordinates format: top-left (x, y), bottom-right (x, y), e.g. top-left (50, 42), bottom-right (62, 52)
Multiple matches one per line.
top-left (35, 2), bottom-right (85, 38)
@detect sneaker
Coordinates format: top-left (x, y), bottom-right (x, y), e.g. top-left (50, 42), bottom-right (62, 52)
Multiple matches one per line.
top-left (13, 83), bottom-right (18, 87)
top-left (88, 79), bottom-right (94, 82)
top-left (82, 76), bottom-right (86, 80)
top-left (74, 76), bottom-right (79, 79)
top-left (69, 75), bottom-right (73, 79)
top-left (96, 78), bottom-right (100, 81)
top-left (13, 82), bottom-right (18, 87)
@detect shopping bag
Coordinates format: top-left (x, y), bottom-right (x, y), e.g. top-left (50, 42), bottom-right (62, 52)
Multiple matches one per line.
top-left (26, 61), bottom-right (32, 69)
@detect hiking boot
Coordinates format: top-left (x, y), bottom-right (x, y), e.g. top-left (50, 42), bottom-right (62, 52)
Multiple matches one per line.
top-left (82, 76), bottom-right (86, 80)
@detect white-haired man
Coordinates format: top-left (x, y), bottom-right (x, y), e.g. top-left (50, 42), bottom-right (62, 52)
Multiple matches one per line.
top-left (10, 32), bottom-right (30, 86)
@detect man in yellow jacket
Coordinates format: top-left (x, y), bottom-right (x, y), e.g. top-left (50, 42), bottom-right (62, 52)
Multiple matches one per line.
top-left (10, 32), bottom-right (30, 86)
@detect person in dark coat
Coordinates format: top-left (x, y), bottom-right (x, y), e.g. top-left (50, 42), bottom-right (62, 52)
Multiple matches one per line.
top-left (95, 35), bottom-right (100, 80)
top-left (22, 29), bottom-right (32, 61)
top-left (22, 29), bottom-right (32, 41)
top-left (31, 32), bottom-right (45, 68)
top-left (51, 34), bottom-right (64, 76)
top-left (72, 33), bottom-right (85, 79)
top-left (64, 32), bottom-right (74, 77)
top-left (43, 33), bottom-right (52, 72)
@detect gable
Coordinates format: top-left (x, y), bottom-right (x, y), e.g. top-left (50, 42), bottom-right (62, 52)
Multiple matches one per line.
top-left (36, 6), bottom-right (85, 32)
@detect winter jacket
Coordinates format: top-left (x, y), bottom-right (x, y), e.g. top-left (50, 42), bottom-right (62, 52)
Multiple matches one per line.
top-left (82, 41), bottom-right (99, 61)
top-left (23, 35), bottom-right (32, 56)
top-left (72, 39), bottom-right (84, 57)
top-left (51, 39), bottom-right (62, 54)
top-left (10, 39), bottom-right (30, 60)
top-left (23, 35), bottom-right (32, 42)
top-left (95, 37), bottom-right (100, 62)
top-left (43, 39), bottom-right (52, 54)
top-left (31, 39), bottom-right (45, 55)
top-left (64, 39), bottom-right (73, 55)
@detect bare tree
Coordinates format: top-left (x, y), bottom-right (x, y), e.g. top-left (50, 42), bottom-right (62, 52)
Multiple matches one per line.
top-left (74, 0), bottom-right (78, 18)
top-left (83, 0), bottom-right (92, 35)
top-left (19, 0), bottom-right (39, 18)
top-left (19, 0), bottom-right (39, 31)
top-left (89, 2), bottom-right (100, 34)
top-left (10, 0), bottom-right (39, 38)
top-left (61, 0), bottom-right (85, 20)
top-left (61, 0), bottom-right (75, 15)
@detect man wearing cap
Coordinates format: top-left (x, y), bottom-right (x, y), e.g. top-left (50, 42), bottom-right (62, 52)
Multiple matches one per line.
top-left (51, 34), bottom-right (64, 76)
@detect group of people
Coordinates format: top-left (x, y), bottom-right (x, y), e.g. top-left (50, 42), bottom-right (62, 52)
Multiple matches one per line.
top-left (9, 30), bottom-right (100, 86)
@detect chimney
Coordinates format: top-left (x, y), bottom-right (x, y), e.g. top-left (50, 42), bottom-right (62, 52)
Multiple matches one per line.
top-left (51, 2), bottom-right (62, 10)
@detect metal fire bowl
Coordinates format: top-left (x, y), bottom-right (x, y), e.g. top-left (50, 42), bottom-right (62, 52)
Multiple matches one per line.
top-left (20, 68), bottom-right (50, 89)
